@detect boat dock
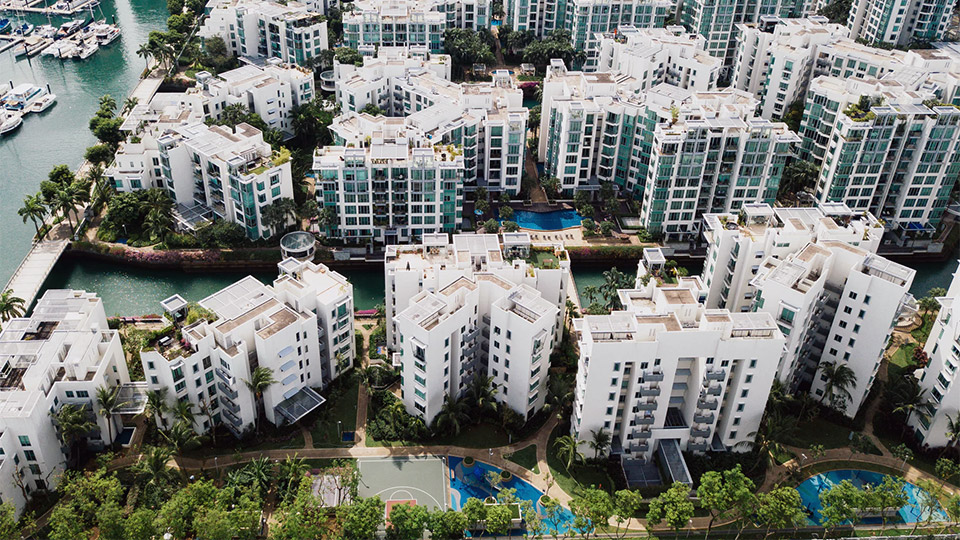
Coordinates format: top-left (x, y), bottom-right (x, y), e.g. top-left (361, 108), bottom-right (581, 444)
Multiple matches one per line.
top-left (3, 239), bottom-right (68, 307)
top-left (0, 35), bottom-right (22, 54)
top-left (1, 0), bottom-right (100, 16)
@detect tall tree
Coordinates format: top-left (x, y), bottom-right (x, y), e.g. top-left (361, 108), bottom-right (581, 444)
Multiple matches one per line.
top-left (818, 360), bottom-right (858, 411)
top-left (570, 489), bottom-right (614, 539)
top-left (553, 435), bottom-right (583, 473)
top-left (0, 289), bottom-right (26, 323)
top-left (18, 195), bottom-right (48, 238)
top-left (646, 482), bottom-right (694, 534)
top-left (244, 366), bottom-right (277, 434)
top-left (819, 479), bottom-right (865, 533)
top-left (755, 487), bottom-right (805, 538)
top-left (434, 396), bottom-right (470, 435)
top-left (51, 403), bottom-right (96, 468)
top-left (386, 502), bottom-right (429, 540)
top-left (342, 496), bottom-right (385, 540)
top-left (95, 385), bottom-right (128, 449)
top-left (697, 465), bottom-right (756, 536)
top-left (160, 420), bottom-right (201, 469)
top-left (589, 428), bottom-right (611, 459)
top-left (465, 374), bottom-right (498, 422)
top-left (145, 387), bottom-right (170, 429)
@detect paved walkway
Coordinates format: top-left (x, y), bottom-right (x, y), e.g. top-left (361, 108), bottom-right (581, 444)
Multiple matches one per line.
top-left (3, 239), bottom-right (68, 306)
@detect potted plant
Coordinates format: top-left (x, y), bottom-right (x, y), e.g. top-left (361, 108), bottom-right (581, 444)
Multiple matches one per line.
top-left (463, 456), bottom-right (475, 468)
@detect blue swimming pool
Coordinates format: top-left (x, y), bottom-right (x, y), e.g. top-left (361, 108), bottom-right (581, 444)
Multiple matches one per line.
top-left (796, 469), bottom-right (947, 525)
top-left (509, 209), bottom-right (583, 231)
top-left (448, 456), bottom-right (576, 534)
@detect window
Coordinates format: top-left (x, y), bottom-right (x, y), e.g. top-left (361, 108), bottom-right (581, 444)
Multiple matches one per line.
top-left (740, 390), bottom-right (749, 398)
top-left (606, 407), bottom-right (613, 415)
top-left (613, 362), bottom-right (621, 372)
top-left (24, 450), bottom-right (36, 461)
top-left (848, 291), bottom-right (858, 300)
top-left (18, 436), bottom-right (30, 447)
top-left (864, 295), bottom-right (871, 305)
top-left (76, 390), bottom-right (89, 398)
top-left (736, 403), bottom-right (744, 412)
top-left (745, 375), bottom-right (753, 383)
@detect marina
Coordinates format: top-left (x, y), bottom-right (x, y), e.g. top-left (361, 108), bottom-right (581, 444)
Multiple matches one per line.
top-left (1, 0), bottom-right (102, 16)
top-left (0, 82), bottom-right (56, 134)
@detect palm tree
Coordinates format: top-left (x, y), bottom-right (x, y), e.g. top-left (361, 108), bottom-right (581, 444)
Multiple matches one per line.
top-left (144, 207), bottom-right (172, 242)
top-left (99, 94), bottom-right (117, 114)
top-left (54, 188), bottom-right (77, 229)
top-left (51, 403), bottom-right (96, 468)
top-left (893, 383), bottom-right (933, 429)
top-left (18, 194), bottom-right (48, 237)
top-left (96, 385), bottom-right (128, 449)
top-left (941, 412), bottom-right (960, 457)
top-left (145, 388), bottom-right (170, 429)
top-left (465, 374), bottom-right (498, 423)
top-left (122, 97), bottom-right (139, 114)
top-left (737, 412), bottom-right (798, 471)
top-left (244, 366), bottom-right (277, 434)
top-left (135, 445), bottom-right (176, 492)
top-left (553, 434), bottom-right (584, 473)
top-left (277, 454), bottom-right (308, 499)
top-left (543, 375), bottom-right (574, 418)
top-left (589, 428), bottom-right (611, 459)
top-left (434, 396), bottom-right (470, 435)
top-left (0, 289), bottom-right (26, 323)
top-left (137, 43), bottom-right (153, 73)
top-left (173, 399), bottom-right (197, 428)
top-left (260, 203), bottom-right (286, 236)
top-left (818, 361), bottom-right (857, 411)
top-left (161, 421), bottom-right (201, 469)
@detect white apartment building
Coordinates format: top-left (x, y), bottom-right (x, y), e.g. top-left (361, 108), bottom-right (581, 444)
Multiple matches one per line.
top-left (571, 262), bottom-right (785, 473)
top-left (141, 259), bottom-right (354, 437)
top-left (342, 0), bottom-right (490, 53)
top-left (505, 0), bottom-right (672, 53)
top-left (201, 0), bottom-right (329, 66)
top-left (700, 202), bottom-right (883, 312)
top-left (387, 233), bottom-right (569, 424)
top-left (678, 0), bottom-right (801, 74)
top-left (801, 76), bottom-right (960, 244)
top-left (910, 260), bottom-right (960, 447)
top-left (190, 61), bottom-right (315, 140)
top-left (847, 0), bottom-right (951, 46)
top-left (313, 125), bottom-right (464, 244)
top-left (751, 241), bottom-right (914, 415)
top-left (0, 290), bottom-right (145, 516)
top-left (590, 26), bottom-right (722, 89)
top-left (333, 68), bottom-right (527, 195)
top-left (330, 46), bottom-right (451, 96)
top-left (157, 122), bottom-right (295, 240)
top-left (732, 16), bottom-right (850, 119)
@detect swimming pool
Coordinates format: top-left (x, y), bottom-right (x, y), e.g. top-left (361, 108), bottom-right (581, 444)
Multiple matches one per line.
top-left (448, 456), bottom-right (576, 534)
top-left (796, 469), bottom-right (947, 525)
top-left (508, 209), bottom-right (583, 231)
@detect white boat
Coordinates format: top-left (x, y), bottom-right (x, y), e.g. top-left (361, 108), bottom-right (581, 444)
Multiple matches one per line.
top-left (2, 84), bottom-right (45, 111)
top-left (0, 111), bottom-right (23, 135)
top-left (91, 22), bottom-right (119, 45)
top-left (28, 93), bottom-right (56, 113)
top-left (76, 40), bottom-right (97, 59)
top-left (42, 40), bottom-right (78, 57)
top-left (35, 24), bottom-right (56, 38)
top-left (14, 36), bottom-right (51, 58)
top-left (56, 19), bottom-right (83, 38)
top-left (13, 22), bottom-right (34, 36)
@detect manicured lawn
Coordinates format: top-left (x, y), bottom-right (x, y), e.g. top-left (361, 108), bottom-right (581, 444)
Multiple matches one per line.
top-left (792, 417), bottom-right (857, 450)
top-left (888, 342), bottom-right (916, 376)
top-left (911, 316), bottom-right (935, 345)
top-left (505, 444), bottom-right (539, 474)
top-left (545, 425), bottom-right (614, 495)
top-left (312, 374), bottom-right (360, 448)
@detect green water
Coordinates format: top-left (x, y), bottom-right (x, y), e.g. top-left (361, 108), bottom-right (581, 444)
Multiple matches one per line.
top-left (0, 0), bottom-right (168, 284)
top-left (39, 259), bottom-right (386, 315)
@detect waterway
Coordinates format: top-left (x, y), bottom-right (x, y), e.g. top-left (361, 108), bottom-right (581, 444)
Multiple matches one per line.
top-left (0, 0), bottom-right (168, 285)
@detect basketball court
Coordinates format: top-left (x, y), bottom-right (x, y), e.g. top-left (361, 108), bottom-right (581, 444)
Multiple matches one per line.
top-left (357, 456), bottom-right (450, 512)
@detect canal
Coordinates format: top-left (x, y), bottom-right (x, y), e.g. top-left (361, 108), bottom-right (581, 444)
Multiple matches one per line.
top-left (39, 253), bottom-right (957, 316)
top-left (0, 0), bottom-right (168, 285)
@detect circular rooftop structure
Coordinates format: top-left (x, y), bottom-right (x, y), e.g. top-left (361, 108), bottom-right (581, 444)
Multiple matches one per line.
top-left (280, 231), bottom-right (316, 260)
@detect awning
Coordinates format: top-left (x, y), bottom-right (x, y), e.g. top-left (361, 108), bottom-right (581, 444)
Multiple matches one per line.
top-left (656, 439), bottom-right (693, 487)
top-left (116, 382), bottom-right (149, 414)
top-left (274, 387), bottom-right (326, 424)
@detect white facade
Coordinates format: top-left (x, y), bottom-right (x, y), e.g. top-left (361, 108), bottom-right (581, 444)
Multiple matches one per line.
top-left (590, 26), bottom-right (721, 90)
top-left (201, 0), bottom-right (329, 66)
top-left (342, 0), bottom-right (490, 53)
top-left (0, 290), bottom-right (143, 516)
top-left (333, 68), bottom-right (527, 195)
top-left (141, 261), bottom-right (354, 438)
top-left (910, 260), bottom-right (960, 447)
top-left (386, 233), bottom-right (570, 424)
top-left (571, 269), bottom-right (785, 466)
top-left (751, 241), bottom-right (914, 416)
top-left (732, 16), bottom-right (850, 119)
top-left (700, 202), bottom-right (883, 313)
top-left (846, 0), bottom-right (951, 46)
top-left (157, 122), bottom-right (295, 240)
top-left (801, 76), bottom-right (960, 242)
top-left (191, 61), bottom-right (315, 139)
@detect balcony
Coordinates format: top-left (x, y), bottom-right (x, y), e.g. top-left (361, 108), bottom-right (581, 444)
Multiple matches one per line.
top-left (634, 442), bottom-right (650, 453)
top-left (636, 415), bottom-right (655, 425)
top-left (705, 369), bottom-right (726, 381)
top-left (643, 370), bottom-right (664, 382)
top-left (690, 425), bottom-right (711, 437)
top-left (221, 395), bottom-right (241, 414)
top-left (636, 400), bottom-right (657, 411)
top-left (216, 367), bottom-right (234, 385)
top-left (222, 406), bottom-right (243, 428)
top-left (640, 384), bottom-right (661, 397)
top-left (688, 441), bottom-right (709, 452)
top-left (633, 428), bottom-right (652, 440)
top-left (218, 381), bottom-right (239, 400)
top-left (705, 383), bottom-right (722, 396)
top-left (697, 398), bottom-right (719, 410)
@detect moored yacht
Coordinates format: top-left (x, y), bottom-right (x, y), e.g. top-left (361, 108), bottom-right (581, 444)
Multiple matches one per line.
top-left (0, 111), bottom-right (23, 135)
top-left (29, 93), bottom-right (56, 113)
top-left (2, 84), bottom-right (46, 111)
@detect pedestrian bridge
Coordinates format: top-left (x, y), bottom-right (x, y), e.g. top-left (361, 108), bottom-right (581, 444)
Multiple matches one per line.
top-left (3, 240), bottom-right (69, 309)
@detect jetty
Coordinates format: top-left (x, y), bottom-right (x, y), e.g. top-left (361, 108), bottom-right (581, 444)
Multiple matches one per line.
top-left (3, 239), bottom-right (68, 307)
top-left (1, 0), bottom-right (100, 16)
